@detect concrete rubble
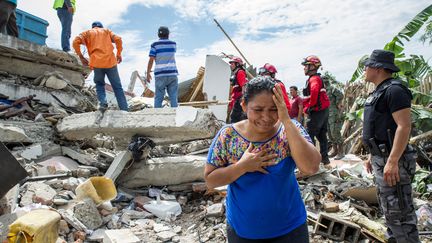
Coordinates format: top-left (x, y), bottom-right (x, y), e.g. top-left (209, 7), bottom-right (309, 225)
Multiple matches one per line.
top-left (0, 34), bottom-right (431, 243)
top-left (56, 107), bottom-right (221, 146)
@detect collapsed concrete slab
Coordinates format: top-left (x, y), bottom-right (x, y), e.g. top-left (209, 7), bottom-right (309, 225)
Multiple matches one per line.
top-left (57, 107), bottom-right (221, 146)
top-left (0, 120), bottom-right (54, 144)
top-left (0, 34), bottom-right (89, 87)
top-left (118, 155), bottom-right (206, 188)
top-left (0, 82), bottom-right (87, 108)
top-left (0, 123), bottom-right (31, 143)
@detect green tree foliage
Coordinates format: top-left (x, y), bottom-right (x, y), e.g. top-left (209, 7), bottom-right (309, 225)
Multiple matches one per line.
top-left (348, 4), bottom-right (432, 131)
top-left (420, 20), bottom-right (432, 45)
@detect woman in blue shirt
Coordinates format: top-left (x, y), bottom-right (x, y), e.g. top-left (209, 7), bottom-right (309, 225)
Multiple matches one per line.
top-left (205, 76), bottom-right (321, 242)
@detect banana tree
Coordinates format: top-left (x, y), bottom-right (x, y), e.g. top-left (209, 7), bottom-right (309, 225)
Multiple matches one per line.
top-left (420, 19), bottom-right (432, 45)
top-left (346, 4), bottom-right (432, 143)
top-left (350, 4), bottom-right (432, 85)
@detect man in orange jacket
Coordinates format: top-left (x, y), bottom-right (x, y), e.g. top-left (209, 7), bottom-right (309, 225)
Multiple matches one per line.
top-left (73, 21), bottom-right (128, 111)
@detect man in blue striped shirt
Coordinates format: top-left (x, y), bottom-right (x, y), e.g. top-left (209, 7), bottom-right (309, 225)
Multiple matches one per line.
top-left (146, 26), bottom-right (179, 108)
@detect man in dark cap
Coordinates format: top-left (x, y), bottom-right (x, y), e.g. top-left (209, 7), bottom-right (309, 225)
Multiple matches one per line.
top-left (146, 26), bottom-right (178, 108)
top-left (362, 49), bottom-right (419, 243)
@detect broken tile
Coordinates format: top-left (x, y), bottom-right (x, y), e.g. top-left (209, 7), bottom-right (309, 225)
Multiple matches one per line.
top-left (103, 229), bottom-right (140, 243)
top-left (157, 231), bottom-right (176, 242)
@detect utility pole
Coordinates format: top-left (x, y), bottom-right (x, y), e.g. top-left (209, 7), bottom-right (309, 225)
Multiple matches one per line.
top-left (213, 18), bottom-right (252, 67)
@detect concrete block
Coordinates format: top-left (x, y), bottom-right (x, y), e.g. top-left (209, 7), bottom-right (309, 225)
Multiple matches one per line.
top-left (0, 124), bottom-right (31, 143)
top-left (20, 182), bottom-right (57, 206)
top-left (62, 147), bottom-right (99, 166)
top-left (103, 229), bottom-right (140, 243)
top-left (104, 151), bottom-right (132, 182)
top-left (0, 120), bottom-right (54, 144)
top-left (0, 82), bottom-right (84, 107)
top-left (56, 108), bottom-right (221, 146)
top-left (20, 144), bottom-right (43, 160)
top-left (57, 209), bottom-right (88, 232)
top-left (119, 155), bottom-right (206, 187)
top-left (88, 229), bottom-right (106, 242)
top-left (314, 212), bottom-right (361, 243)
top-left (0, 52), bottom-right (85, 86)
top-left (157, 231), bottom-right (176, 242)
top-left (324, 202), bottom-right (340, 213)
top-left (206, 203), bottom-right (224, 217)
top-left (128, 209), bottom-right (152, 219)
top-left (73, 198), bottom-right (103, 230)
top-left (153, 223), bottom-right (171, 233)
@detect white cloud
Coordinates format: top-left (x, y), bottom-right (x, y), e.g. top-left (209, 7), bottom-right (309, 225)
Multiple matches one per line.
top-left (19, 1), bottom-right (432, 93)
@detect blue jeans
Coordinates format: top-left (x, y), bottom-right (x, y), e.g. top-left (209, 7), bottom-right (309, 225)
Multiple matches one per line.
top-left (154, 75), bottom-right (178, 108)
top-left (93, 66), bottom-right (128, 111)
top-left (56, 8), bottom-right (73, 52)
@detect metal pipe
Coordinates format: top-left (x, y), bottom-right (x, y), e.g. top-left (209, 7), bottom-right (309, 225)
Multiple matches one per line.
top-left (213, 18), bottom-right (252, 67)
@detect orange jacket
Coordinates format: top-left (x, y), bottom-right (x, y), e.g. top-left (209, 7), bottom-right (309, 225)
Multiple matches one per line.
top-left (73, 27), bottom-right (122, 69)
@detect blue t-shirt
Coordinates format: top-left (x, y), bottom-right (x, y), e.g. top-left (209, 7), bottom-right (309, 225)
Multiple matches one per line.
top-left (149, 38), bottom-right (178, 78)
top-left (207, 120), bottom-right (311, 239)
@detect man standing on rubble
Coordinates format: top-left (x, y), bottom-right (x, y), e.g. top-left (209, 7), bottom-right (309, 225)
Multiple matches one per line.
top-left (146, 26), bottom-right (178, 108)
top-left (53, 0), bottom-right (75, 52)
top-left (323, 74), bottom-right (345, 160)
top-left (301, 55), bottom-right (331, 166)
top-left (73, 21), bottom-right (129, 111)
top-left (363, 49), bottom-right (419, 243)
top-left (0, 0), bottom-right (19, 37)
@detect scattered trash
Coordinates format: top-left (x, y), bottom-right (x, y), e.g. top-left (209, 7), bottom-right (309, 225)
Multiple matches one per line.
top-left (75, 177), bottom-right (117, 205)
top-left (143, 195), bottom-right (182, 221)
top-left (7, 209), bottom-right (60, 243)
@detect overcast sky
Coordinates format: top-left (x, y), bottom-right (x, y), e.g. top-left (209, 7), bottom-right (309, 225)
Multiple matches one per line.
top-left (19, 1), bottom-right (432, 94)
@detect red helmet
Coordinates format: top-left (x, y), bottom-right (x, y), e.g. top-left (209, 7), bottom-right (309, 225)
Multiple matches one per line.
top-left (263, 63), bottom-right (277, 74)
top-left (229, 56), bottom-right (243, 65)
top-left (301, 55), bottom-right (322, 68)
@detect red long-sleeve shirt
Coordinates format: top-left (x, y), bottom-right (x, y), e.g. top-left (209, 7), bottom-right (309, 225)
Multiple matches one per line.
top-left (229, 69), bottom-right (247, 109)
top-left (303, 75), bottom-right (330, 113)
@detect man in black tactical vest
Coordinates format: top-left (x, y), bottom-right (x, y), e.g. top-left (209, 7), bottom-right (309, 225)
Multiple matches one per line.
top-left (362, 49), bottom-right (419, 243)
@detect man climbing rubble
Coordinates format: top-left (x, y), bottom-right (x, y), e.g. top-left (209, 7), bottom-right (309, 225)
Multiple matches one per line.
top-left (363, 49), bottom-right (419, 243)
top-left (73, 21), bottom-right (128, 111)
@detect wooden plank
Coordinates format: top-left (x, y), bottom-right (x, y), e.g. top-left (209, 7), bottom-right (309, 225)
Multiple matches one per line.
top-left (189, 74), bottom-right (204, 102)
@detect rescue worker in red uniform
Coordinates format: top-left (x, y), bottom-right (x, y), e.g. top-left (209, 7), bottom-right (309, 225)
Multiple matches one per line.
top-left (228, 57), bottom-right (248, 123)
top-left (258, 63), bottom-right (291, 111)
top-left (301, 55), bottom-right (331, 166)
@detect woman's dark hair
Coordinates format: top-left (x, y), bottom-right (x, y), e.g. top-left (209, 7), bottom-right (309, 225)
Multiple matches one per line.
top-left (243, 76), bottom-right (276, 104)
